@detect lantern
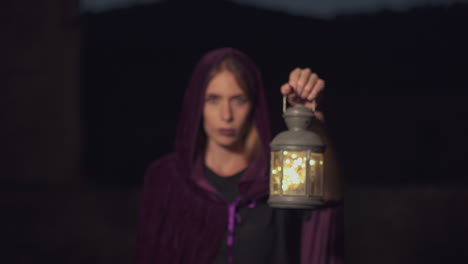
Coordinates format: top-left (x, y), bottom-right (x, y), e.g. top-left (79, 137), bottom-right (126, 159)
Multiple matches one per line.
top-left (268, 103), bottom-right (325, 209)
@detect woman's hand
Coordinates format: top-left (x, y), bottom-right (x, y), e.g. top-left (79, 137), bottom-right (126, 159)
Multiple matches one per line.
top-left (280, 68), bottom-right (325, 122)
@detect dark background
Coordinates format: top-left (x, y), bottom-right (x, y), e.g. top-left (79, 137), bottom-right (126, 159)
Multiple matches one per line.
top-left (2, 0), bottom-right (468, 263)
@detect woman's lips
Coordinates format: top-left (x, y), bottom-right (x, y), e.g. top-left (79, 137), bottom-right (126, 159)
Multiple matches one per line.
top-left (218, 129), bottom-right (236, 136)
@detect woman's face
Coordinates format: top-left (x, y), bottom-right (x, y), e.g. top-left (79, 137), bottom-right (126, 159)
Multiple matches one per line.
top-left (203, 70), bottom-right (252, 149)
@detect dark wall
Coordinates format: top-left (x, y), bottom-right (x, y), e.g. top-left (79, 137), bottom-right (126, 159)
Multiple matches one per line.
top-left (2, 0), bottom-right (81, 184)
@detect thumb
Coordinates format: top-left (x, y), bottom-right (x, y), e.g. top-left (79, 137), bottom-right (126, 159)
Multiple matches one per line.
top-left (280, 83), bottom-right (293, 96)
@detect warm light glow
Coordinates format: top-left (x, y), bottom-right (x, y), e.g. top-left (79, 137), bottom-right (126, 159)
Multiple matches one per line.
top-left (281, 151), bottom-right (307, 195)
top-left (272, 151), bottom-right (322, 196)
top-left (271, 151), bottom-right (282, 194)
top-left (309, 153), bottom-right (324, 196)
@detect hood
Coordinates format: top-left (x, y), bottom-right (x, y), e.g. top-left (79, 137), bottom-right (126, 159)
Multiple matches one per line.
top-left (174, 47), bottom-right (272, 201)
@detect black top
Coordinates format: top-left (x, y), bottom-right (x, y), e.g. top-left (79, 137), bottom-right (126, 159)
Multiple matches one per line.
top-left (204, 166), bottom-right (245, 203)
top-left (204, 166), bottom-right (302, 264)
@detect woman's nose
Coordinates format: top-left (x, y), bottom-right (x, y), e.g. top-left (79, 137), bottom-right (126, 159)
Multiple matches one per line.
top-left (221, 102), bottom-right (233, 122)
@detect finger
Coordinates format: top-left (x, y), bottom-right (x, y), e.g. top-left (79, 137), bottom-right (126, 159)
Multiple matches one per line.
top-left (288, 68), bottom-right (301, 89)
top-left (301, 73), bottom-right (318, 99)
top-left (296, 68), bottom-right (311, 98)
top-left (280, 83), bottom-right (293, 96)
top-left (307, 79), bottom-right (325, 102)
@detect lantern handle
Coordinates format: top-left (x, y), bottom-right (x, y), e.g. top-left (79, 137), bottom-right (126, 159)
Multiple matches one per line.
top-left (282, 95), bottom-right (287, 113)
top-left (282, 95), bottom-right (316, 113)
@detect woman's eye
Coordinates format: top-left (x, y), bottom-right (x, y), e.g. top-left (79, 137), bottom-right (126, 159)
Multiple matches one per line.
top-left (206, 96), bottom-right (218, 103)
top-left (234, 97), bottom-right (248, 105)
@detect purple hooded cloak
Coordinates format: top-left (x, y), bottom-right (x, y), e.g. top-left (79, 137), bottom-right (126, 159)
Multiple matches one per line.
top-left (135, 48), bottom-right (344, 264)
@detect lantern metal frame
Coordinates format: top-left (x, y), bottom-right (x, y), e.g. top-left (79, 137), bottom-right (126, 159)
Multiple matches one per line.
top-left (267, 103), bottom-right (326, 209)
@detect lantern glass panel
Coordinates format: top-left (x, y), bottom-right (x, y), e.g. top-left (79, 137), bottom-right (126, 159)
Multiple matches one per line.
top-left (309, 153), bottom-right (324, 196)
top-left (271, 151), bottom-right (281, 194)
top-left (282, 150), bottom-right (307, 195)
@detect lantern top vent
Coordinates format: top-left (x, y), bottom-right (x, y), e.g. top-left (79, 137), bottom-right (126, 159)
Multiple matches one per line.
top-left (283, 105), bottom-right (314, 131)
top-left (270, 105), bottom-right (325, 152)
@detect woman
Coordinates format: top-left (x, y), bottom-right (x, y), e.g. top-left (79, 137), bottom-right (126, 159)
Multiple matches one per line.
top-left (135, 47), bottom-right (343, 264)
